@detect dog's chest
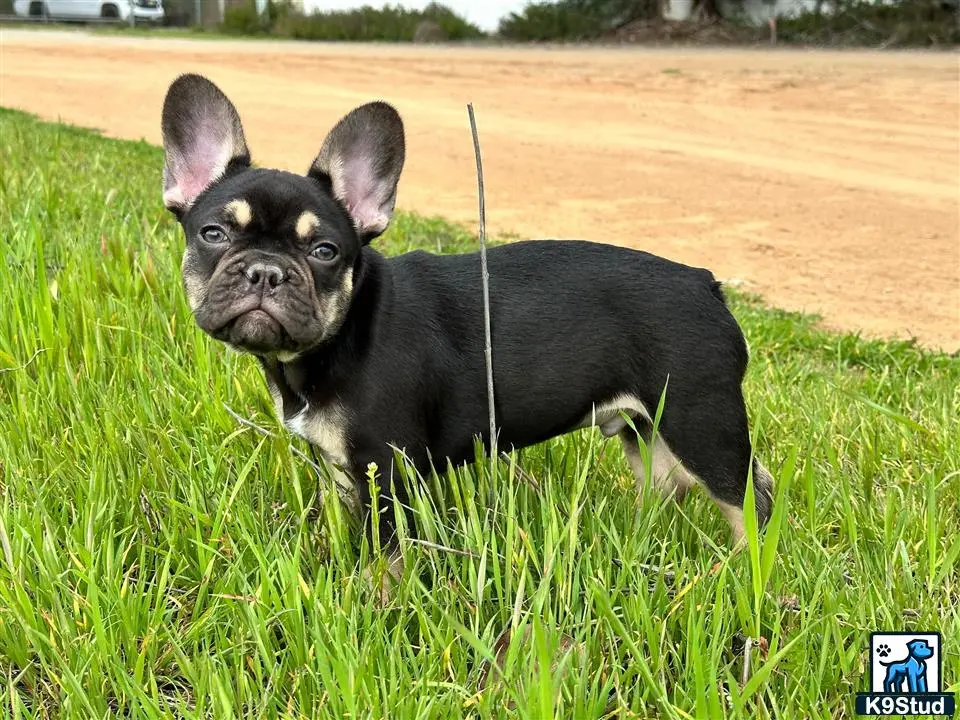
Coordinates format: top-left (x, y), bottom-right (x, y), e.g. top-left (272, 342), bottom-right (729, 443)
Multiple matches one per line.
top-left (279, 398), bottom-right (350, 469)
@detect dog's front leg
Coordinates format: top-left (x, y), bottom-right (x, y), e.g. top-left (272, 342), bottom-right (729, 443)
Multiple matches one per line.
top-left (908, 664), bottom-right (926, 694)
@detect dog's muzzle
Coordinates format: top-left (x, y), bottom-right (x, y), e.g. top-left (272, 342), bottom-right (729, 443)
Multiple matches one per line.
top-left (194, 252), bottom-right (323, 354)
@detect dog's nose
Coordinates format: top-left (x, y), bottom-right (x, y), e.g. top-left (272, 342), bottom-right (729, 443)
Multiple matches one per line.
top-left (244, 262), bottom-right (286, 289)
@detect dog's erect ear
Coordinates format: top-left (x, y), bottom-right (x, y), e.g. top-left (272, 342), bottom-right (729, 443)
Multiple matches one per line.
top-left (161, 74), bottom-right (250, 213)
top-left (308, 101), bottom-right (405, 242)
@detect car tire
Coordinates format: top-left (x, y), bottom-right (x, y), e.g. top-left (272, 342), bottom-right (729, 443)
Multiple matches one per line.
top-left (101, 3), bottom-right (119, 19)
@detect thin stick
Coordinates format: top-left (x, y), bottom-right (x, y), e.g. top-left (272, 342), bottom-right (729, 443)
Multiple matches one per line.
top-left (222, 402), bottom-right (324, 476)
top-left (0, 348), bottom-right (46, 375)
top-left (404, 537), bottom-right (478, 559)
top-left (742, 636), bottom-right (754, 685)
top-left (467, 103), bottom-right (497, 462)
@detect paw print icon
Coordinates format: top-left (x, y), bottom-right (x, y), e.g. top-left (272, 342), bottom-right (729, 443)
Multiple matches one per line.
top-left (876, 643), bottom-right (892, 658)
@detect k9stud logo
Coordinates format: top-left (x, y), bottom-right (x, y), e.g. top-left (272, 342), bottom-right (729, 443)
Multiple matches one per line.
top-left (855, 632), bottom-right (955, 717)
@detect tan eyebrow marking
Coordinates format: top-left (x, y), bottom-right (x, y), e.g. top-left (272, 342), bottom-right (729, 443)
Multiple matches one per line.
top-left (296, 211), bottom-right (319, 240)
top-left (224, 199), bottom-right (252, 229)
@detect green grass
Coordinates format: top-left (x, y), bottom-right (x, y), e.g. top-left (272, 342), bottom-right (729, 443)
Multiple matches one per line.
top-left (1, 107), bottom-right (958, 718)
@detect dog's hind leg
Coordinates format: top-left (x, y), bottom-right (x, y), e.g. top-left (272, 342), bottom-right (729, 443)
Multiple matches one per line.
top-left (660, 395), bottom-right (773, 544)
top-left (884, 667), bottom-right (905, 694)
top-left (620, 391), bottom-right (773, 544)
top-left (618, 422), bottom-right (696, 503)
top-left (585, 395), bottom-right (695, 502)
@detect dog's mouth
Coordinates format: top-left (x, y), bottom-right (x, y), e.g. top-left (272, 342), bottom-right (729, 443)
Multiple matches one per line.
top-left (196, 291), bottom-right (293, 351)
top-left (222, 307), bottom-right (294, 353)
top-left (198, 290), bottom-right (326, 355)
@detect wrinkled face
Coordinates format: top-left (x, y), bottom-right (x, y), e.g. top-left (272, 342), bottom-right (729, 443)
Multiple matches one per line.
top-left (180, 169), bottom-right (359, 357)
top-left (160, 73), bottom-right (405, 360)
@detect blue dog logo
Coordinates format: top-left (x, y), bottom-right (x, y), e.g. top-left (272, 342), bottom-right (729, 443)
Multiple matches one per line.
top-left (855, 631), bottom-right (955, 717)
top-left (880, 638), bottom-right (935, 694)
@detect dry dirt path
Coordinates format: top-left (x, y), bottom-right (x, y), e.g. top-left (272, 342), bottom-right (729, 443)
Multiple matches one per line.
top-left (2, 30), bottom-right (958, 350)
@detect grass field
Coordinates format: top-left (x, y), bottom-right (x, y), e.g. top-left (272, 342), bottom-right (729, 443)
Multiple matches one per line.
top-left (0, 107), bottom-right (958, 718)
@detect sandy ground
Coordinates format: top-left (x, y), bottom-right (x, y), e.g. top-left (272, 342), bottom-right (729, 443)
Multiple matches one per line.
top-left (2, 30), bottom-right (958, 350)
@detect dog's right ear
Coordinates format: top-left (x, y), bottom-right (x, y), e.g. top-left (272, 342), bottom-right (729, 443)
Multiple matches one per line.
top-left (161, 74), bottom-right (250, 214)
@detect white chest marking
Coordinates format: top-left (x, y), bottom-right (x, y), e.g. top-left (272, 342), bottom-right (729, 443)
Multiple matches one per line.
top-left (283, 402), bottom-right (350, 469)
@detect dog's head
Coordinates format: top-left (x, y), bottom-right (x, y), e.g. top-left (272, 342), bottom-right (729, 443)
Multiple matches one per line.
top-left (906, 639), bottom-right (934, 660)
top-left (160, 73), bottom-right (405, 358)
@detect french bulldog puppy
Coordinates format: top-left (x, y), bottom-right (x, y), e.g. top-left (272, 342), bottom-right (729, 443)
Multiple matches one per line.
top-left (160, 73), bottom-right (774, 566)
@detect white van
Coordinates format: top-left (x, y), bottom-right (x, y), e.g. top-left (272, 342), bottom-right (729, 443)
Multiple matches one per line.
top-left (13, 0), bottom-right (165, 25)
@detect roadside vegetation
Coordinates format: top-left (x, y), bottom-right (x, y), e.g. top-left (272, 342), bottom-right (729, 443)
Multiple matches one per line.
top-left (221, 0), bottom-right (485, 42)
top-left (224, 0), bottom-right (960, 47)
top-left (3, 0), bottom-right (954, 46)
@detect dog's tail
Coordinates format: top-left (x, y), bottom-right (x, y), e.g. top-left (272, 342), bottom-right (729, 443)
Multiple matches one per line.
top-left (709, 279), bottom-right (728, 306)
top-left (752, 459), bottom-right (775, 527)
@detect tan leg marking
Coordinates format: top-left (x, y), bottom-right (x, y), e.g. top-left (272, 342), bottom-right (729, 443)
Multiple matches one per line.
top-left (619, 432), bottom-right (696, 501)
top-left (717, 500), bottom-right (746, 546)
top-left (620, 431), bottom-right (749, 545)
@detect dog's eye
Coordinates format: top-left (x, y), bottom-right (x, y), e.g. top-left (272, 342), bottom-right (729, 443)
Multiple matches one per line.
top-left (200, 226), bottom-right (228, 245)
top-left (311, 243), bottom-right (339, 262)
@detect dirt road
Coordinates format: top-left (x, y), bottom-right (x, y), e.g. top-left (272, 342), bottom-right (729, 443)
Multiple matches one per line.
top-left (2, 30), bottom-right (958, 350)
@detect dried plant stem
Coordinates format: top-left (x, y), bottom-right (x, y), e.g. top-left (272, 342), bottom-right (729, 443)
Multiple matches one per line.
top-left (222, 403), bottom-right (321, 473)
top-left (467, 103), bottom-right (497, 461)
top-left (742, 636), bottom-right (754, 685)
top-left (0, 347), bottom-right (46, 375)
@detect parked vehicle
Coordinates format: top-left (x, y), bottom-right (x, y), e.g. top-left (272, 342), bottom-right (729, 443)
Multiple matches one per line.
top-left (13, 0), bottom-right (165, 25)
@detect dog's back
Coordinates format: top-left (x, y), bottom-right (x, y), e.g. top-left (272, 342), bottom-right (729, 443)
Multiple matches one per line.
top-left (385, 239), bottom-right (749, 437)
top-left (371, 240), bottom-right (769, 540)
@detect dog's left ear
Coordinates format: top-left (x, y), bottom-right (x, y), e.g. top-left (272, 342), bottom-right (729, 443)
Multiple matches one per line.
top-left (308, 101), bottom-right (405, 243)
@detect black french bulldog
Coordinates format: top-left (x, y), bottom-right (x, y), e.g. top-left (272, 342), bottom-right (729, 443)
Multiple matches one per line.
top-left (161, 73), bottom-right (774, 568)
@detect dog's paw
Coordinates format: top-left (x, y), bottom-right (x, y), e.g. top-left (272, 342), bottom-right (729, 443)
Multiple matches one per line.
top-left (877, 644), bottom-right (892, 658)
